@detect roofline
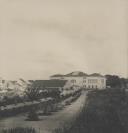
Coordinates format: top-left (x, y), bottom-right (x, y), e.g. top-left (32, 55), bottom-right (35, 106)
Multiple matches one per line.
top-left (32, 79), bottom-right (67, 81)
top-left (50, 75), bottom-right (64, 77)
top-left (87, 75), bottom-right (105, 78)
top-left (63, 75), bottom-right (88, 77)
top-left (51, 74), bottom-right (105, 78)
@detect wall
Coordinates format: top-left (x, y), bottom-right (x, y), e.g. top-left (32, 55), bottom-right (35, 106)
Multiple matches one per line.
top-left (86, 76), bottom-right (106, 89)
top-left (50, 75), bottom-right (106, 90)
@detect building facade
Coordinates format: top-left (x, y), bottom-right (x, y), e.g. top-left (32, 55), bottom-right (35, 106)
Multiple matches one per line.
top-left (50, 71), bottom-right (106, 89)
top-left (29, 80), bottom-right (77, 96)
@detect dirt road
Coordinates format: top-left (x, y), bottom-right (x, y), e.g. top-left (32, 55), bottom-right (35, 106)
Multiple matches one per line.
top-left (0, 91), bottom-right (87, 133)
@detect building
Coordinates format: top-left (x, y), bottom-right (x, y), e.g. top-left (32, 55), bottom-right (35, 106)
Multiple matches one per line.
top-left (29, 79), bottom-right (80, 96)
top-left (16, 79), bottom-right (30, 94)
top-left (51, 72), bottom-right (87, 87)
top-left (50, 71), bottom-right (106, 89)
top-left (30, 80), bottom-right (72, 92)
top-left (0, 78), bottom-right (30, 98)
top-left (0, 77), bottom-right (5, 90)
top-left (85, 73), bottom-right (106, 89)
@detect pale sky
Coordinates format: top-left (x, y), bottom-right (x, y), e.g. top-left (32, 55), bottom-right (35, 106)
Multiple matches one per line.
top-left (0, 0), bottom-right (127, 80)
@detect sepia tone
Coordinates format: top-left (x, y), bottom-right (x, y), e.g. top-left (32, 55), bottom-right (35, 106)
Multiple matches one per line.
top-left (0, 0), bottom-right (128, 133)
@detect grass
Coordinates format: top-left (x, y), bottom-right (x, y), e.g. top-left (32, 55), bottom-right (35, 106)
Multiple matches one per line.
top-left (1, 127), bottom-right (36, 133)
top-left (53, 88), bottom-right (128, 133)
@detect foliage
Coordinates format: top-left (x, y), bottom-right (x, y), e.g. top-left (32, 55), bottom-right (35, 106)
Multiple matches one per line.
top-left (25, 82), bottom-right (62, 101)
top-left (0, 95), bottom-right (24, 106)
top-left (25, 84), bottom-right (40, 101)
top-left (105, 75), bottom-right (127, 88)
top-left (27, 109), bottom-right (39, 121)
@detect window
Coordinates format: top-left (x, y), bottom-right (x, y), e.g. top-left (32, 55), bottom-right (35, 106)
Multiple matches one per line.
top-left (88, 79), bottom-right (91, 83)
top-left (71, 80), bottom-right (76, 83)
top-left (101, 79), bottom-right (104, 83)
top-left (83, 80), bottom-right (86, 83)
top-left (88, 79), bottom-right (98, 84)
top-left (94, 79), bottom-right (98, 83)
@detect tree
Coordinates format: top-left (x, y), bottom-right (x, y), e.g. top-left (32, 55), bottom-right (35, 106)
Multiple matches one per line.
top-left (105, 75), bottom-right (121, 88)
top-left (105, 75), bottom-right (128, 89)
top-left (120, 78), bottom-right (127, 88)
top-left (25, 84), bottom-right (41, 101)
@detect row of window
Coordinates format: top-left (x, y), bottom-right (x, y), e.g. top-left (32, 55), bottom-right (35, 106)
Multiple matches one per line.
top-left (83, 85), bottom-right (98, 88)
top-left (71, 80), bottom-right (98, 83)
top-left (88, 79), bottom-right (98, 83)
top-left (71, 80), bottom-right (76, 83)
top-left (70, 79), bottom-right (104, 84)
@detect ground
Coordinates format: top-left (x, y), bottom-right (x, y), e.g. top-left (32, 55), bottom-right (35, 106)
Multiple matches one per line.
top-left (55, 89), bottom-right (127, 133)
top-left (0, 91), bottom-right (87, 133)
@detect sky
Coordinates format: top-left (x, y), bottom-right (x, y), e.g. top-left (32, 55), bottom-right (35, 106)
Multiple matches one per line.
top-left (0, 0), bottom-right (127, 80)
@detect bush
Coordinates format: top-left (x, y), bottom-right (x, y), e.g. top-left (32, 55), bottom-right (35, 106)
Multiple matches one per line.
top-left (26, 110), bottom-right (39, 121)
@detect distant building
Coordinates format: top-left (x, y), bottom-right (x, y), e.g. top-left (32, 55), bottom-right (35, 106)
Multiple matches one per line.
top-left (0, 78), bottom-right (30, 98)
top-left (0, 77), bottom-right (5, 90)
top-left (30, 80), bottom-right (72, 92)
top-left (29, 79), bottom-right (80, 96)
top-left (16, 79), bottom-right (30, 93)
top-left (85, 73), bottom-right (106, 89)
top-left (0, 90), bottom-right (8, 100)
top-left (50, 71), bottom-right (106, 89)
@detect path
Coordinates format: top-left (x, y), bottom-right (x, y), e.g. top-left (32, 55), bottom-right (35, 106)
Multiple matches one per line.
top-left (0, 91), bottom-right (87, 133)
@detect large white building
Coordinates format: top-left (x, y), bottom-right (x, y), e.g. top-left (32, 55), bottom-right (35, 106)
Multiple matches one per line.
top-left (50, 71), bottom-right (106, 89)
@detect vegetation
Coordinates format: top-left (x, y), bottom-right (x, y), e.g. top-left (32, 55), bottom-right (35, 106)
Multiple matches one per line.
top-left (53, 89), bottom-right (128, 133)
top-left (25, 84), bottom-right (40, 101)
top-left (105, 75), bottom-right (127, 88)
top-left (0, 95), bottom-right (25, 106)
top-left (26, 109), bottom-right (39, 121)
top-left (61, 89), bottom-right (82, 101)
top-left (25, 83), bottom-right (62, 102)
top-left (1, 127), bottom-right (36, 133)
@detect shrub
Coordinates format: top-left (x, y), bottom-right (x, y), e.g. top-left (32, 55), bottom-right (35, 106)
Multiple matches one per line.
top-left (26, 110), bottom-right (39, 121)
